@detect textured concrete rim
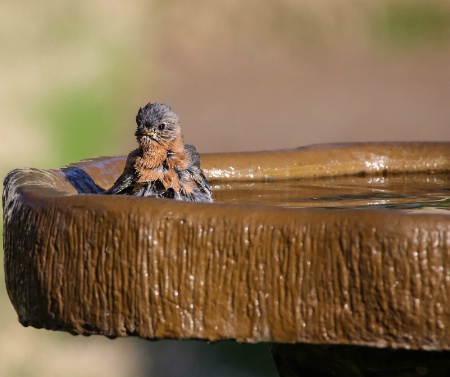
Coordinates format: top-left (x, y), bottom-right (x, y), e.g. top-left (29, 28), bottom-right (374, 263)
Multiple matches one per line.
top-left (3, 142), bottom-right (450, 350)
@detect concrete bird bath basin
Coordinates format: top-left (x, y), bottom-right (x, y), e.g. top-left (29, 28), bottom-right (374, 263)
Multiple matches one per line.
top-left (3, 142), bottom-right (450, 376)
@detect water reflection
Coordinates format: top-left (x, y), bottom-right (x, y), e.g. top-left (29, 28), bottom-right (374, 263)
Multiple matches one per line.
top-left (212, 173), bottom-right (450, 213)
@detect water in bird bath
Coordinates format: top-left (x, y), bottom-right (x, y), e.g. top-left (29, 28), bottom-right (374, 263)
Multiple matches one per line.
top-left (212, 173), bottom-right (450, 213)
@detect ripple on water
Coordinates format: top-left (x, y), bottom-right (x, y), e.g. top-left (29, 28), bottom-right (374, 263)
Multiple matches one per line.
top-left (212, 173), bottom-right (450, 213)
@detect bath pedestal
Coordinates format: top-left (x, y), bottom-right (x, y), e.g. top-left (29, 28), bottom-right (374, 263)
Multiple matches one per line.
top-left (3, 143), bottom-right (450, 376)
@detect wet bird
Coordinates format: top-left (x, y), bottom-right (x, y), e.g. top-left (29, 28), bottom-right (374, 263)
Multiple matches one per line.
top-left (104, 102), bottom-right (212, 202)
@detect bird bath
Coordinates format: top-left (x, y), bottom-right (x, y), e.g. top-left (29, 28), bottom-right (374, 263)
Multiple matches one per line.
top-left (3, 142), bottom-right (450, 377)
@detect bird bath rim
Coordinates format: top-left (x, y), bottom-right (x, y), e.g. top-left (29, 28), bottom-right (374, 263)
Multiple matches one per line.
top-left (3, 142), bottom-right (450, 351)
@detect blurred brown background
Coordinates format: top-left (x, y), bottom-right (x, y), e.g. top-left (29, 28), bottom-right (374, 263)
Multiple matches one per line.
top-left (1, 0), bottom-right (450, 376)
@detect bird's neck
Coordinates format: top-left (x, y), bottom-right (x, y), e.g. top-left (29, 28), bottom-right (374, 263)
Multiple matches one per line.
top-left (137, 135), bottom-right (186, 170)
top-left (137, 141), bottom-right (167, 169)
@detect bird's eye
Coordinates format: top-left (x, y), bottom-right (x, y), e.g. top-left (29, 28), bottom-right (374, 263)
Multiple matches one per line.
top-left (158, 123), bottom-right (166, 131)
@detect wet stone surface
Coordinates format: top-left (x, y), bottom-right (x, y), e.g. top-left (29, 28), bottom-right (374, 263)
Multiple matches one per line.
top-left (3, 143), bottom-right (450, 377)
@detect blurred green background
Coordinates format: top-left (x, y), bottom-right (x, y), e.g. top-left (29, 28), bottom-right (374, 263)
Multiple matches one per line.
top-left (1, 0), bottom-right (450, 376)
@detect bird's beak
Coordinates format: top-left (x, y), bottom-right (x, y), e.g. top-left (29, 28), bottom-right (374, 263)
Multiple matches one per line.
top-left (135, 130), bottom-right (157, 139)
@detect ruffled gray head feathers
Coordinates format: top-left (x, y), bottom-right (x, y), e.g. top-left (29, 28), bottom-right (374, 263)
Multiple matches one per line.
top-left (136, 103), bottom-right (180, 127)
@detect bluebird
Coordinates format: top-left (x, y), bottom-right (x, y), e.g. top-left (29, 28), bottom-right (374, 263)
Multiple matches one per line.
top-left (104, 102), bottom-right (212, 202)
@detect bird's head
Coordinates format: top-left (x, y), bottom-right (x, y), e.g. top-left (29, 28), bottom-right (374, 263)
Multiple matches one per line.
top-left (135, 103), bottom-right (182, 149)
